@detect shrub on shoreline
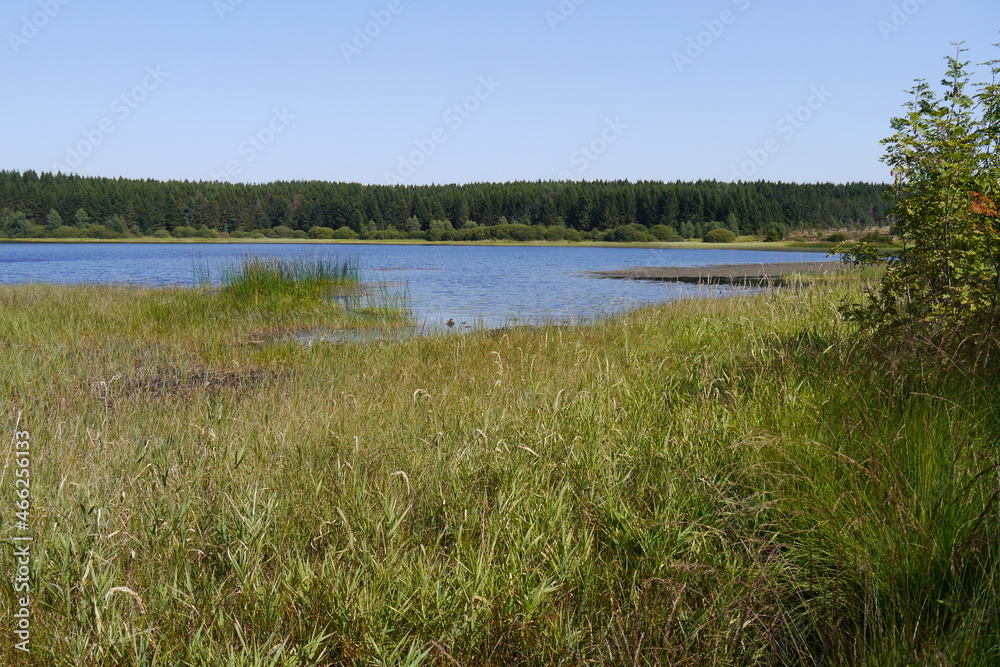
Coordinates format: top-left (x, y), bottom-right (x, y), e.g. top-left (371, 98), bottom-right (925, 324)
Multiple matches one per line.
top-left (703, 228), bottom-right (736, 243)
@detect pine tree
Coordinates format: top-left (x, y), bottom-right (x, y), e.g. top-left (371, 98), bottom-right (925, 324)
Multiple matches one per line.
top-left (725, 212), bottom-right (740, 235)
top-left (45, 208), bottom-right (63, 230)
top-left (74, 208), bottom-right (91, 229)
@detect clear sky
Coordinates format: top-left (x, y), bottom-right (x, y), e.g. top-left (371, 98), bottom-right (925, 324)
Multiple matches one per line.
top-left (3, 0), bottom-right (997, 186)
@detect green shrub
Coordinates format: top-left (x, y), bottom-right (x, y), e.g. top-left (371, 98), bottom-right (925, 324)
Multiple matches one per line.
top-left (363, 229), bottom-right (407, 240)
top-left (764, 226), bottom-right (786, 242)
top-left (152, 229), bottom-right (171, 238)
top-left (703, 228), bottom-right (736, 243)
top-left (53, 225), bottom-right (80, 238)
top-left (308, 226), bottom-right (336, 240)
top-left (841, 44), bottom-right (1000, 341)
top-left (87, 225), bottom-right (124, 239)
top-left (649, 224), bottom-right (677, 241)
top-left (453, 227), bottom-right (486, 241)
top-left (271, 225), bottom-right (295, 239)
top-left (543, 225), bottom-right (566, 241)
top-left (332, 226), bottom-right (359, 240)
top-left (22, 223), bottom-right (47, 238)
top-left (427, 228), bottom-right (455, 242)
top-left (477, 224), bottom-right (542, 242)
top-left (824, 231), bottom-right (849, 243)
top-left (605, 224), bottom-right (655, 243)
top-left (171, 226), bottom-right (198, 238)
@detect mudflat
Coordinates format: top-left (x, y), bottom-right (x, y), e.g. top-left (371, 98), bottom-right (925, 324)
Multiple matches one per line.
top-left (587, 260), bottom-right (845, 284)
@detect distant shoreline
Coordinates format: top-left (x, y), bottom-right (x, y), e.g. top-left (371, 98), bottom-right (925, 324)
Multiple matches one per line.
top-left (588, 261), bottom-right (846, 284)
top-left (0, 238), bottom-right (839, 253)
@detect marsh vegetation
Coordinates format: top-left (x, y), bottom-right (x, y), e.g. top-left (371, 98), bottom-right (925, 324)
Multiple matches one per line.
top-left (1, 257), bottom-right (998, 665)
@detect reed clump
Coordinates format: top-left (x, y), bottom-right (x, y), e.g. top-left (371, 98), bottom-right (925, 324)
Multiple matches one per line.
top-left (216, 255), bottom-right (361, 308)
top-left (0, 272), bottom-right (997, 665)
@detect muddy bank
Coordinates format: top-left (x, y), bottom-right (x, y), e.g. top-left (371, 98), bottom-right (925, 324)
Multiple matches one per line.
top-left (587, 261), bottom-right (844, 285)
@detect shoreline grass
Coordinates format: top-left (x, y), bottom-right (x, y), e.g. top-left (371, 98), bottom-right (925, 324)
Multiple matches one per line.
top-left (0, 273), bottom-right (996, 665)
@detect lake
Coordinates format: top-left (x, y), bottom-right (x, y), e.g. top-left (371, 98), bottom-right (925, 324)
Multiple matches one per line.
top-left (0, 243), bottom-right (839, 329)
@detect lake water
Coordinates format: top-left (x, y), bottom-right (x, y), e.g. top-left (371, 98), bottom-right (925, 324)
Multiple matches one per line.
top-left (0, 243), bottom-right (838, 329)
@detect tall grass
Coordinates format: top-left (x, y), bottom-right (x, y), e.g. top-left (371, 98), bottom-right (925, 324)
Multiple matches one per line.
top-left (218, 255), bottom-right (360, 305)
top-left (0, 274), bottom-right (997, 665)
top-left (195, 254), bottom-right (409, 328)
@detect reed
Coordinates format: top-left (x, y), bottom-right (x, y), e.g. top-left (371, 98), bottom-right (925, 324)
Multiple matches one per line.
top-left (218, 254), bottom-right (361, 307)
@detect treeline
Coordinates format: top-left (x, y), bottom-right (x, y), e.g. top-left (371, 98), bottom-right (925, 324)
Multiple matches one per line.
top-left (0, 171), bottom-right (890, 241)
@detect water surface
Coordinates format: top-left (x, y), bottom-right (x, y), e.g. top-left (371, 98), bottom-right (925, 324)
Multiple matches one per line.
top-left (0, 243), bottom-right (838, 328)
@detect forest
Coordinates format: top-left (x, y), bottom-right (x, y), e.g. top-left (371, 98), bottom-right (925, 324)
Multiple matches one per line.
top-left (0, 171), bottom-right (889, 241)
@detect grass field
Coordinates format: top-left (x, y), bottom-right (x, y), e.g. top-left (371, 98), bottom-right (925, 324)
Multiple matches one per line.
top-left (1, 262), bottom-right (997, 665)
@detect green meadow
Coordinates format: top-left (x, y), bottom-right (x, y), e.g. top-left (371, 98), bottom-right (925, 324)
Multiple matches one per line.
top-left (1, 259), bottom-right (997, 665)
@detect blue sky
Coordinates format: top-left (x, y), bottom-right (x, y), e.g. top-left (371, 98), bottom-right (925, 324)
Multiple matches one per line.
top-left (3, 0), bottom-right (997, 185)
